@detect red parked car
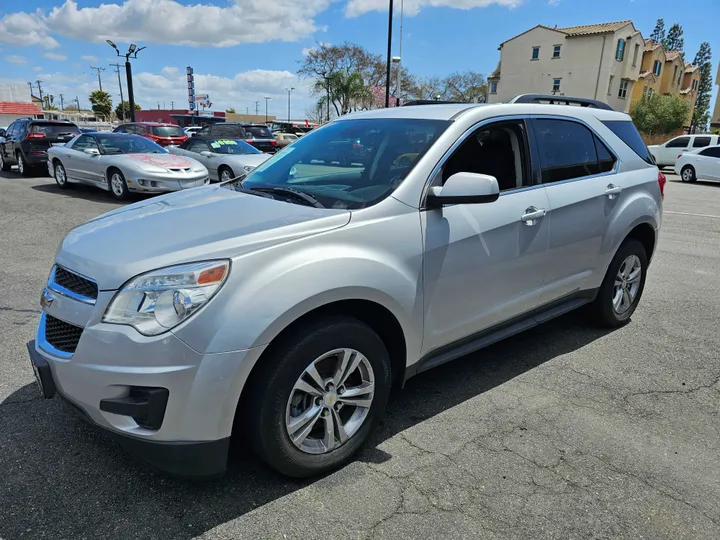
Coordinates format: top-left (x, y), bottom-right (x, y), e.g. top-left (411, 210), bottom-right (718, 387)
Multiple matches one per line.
top-left (113, 122), bottom-right (188, 147)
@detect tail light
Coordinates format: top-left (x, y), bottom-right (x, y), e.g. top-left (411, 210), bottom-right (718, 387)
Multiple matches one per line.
top-left (26, 133), bottom-right (45, 139)
top-left (270, 140), bottom-right (277, 146)
top-left (657, 172), bottom-right (666, 200)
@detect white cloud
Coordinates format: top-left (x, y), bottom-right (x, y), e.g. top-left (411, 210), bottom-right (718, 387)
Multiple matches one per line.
top-left (45, 52), bottom-right (68, 61)
top-left (5, 55), bottom-right (26, 64)
top-left (82, 55), bottom-right (100, 62)
top-left (346, 0), bottom-right (521, 17)
top-left (161, 66), bottom-right (180, 77)
top-left (547, 0), bottom-right (560, 4)
top-left (301, 42), bottom-right (331, 56)
top-left (34, 66), bottom-right (43, 71)
top-left (0, 0), bottom-right (333, 50)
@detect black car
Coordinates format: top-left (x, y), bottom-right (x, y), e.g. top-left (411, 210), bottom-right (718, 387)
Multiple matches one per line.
top-left (0, 119), bottom-right (80, 176)
top-left (193, 122), bottom-right (278, 153)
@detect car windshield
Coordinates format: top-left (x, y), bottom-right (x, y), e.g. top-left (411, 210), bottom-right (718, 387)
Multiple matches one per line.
top-left (96, 135), bottom-right (168, 155)
top-left (240, 118), bottom-right (449, 209)
top-left (210, 139), bottom-right (262, 154)
top-left (245, 126), bottom-right (274, 139)
top-left (31, 123), bottom-right (80, 136)
top-left (152, 126), bottom-right (185, 137)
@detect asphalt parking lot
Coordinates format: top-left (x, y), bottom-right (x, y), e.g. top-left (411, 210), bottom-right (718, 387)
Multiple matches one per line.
top-left (1, 170), bottom-right (719, 540)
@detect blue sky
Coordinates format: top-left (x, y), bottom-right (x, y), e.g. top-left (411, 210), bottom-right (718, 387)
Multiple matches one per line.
top-left (0, 0), bottom-right (718, 118)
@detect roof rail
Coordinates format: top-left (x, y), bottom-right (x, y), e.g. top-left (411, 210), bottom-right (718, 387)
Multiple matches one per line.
top-left (402, 100), bottom-right (468, 107)
top-left (508, 94), bottom-right (614, 111)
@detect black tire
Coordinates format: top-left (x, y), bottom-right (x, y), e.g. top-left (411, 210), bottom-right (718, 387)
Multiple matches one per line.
top-left (245, 316), bottom-right (392, 478)
top-left (680, 165), bottom-right (697, 183)
top-left (53, 161), bottom-right (69, 189)
top-left (589, 239), bottom-right (648, 328)
top-left (107, 168), bottom-right (129, 200)
top-left (0, 151), bottom-right (10, 172)
top-left (17, 152), bottom-right (32, 177)
top-left (218, 165), bottom-right (235, 183)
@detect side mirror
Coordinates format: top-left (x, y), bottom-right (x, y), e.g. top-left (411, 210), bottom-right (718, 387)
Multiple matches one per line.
top-left (84, 148), bottom-right (100, 156)
top-left (426, 172), bottom-right (500, 208)
top-left (200, 151), bottom-right (213, 157)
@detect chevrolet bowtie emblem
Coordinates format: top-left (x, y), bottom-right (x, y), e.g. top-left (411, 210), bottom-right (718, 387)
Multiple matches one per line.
top-left (40, 288), bottom-right (55, 310)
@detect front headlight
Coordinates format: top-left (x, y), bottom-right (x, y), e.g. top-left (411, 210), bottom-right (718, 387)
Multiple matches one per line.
top-left (103, 260), bottom-right (230, 336)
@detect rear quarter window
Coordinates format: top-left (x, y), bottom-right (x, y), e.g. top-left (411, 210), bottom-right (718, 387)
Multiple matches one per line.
top-left (601, 120), bottom-right (654, 164)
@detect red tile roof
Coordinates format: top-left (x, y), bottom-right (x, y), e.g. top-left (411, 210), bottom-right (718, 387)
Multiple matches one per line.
top-left (0, 102), bottom-right (42, 115)
top-left (559, 20), bottom-right (633, 37)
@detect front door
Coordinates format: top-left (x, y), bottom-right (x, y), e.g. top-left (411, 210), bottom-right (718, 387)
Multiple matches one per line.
top-left (422, 118), bottom-right (550, 354)
top-left (659, 135), bottom-right (690, 166)
top-left (529, 117), bottom-right (618, 304)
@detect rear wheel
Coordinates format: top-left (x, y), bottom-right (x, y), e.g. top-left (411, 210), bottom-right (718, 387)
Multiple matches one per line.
top-left (54, 161), bottom-right (69, 189)
top-left (107, 169), bottom-right (129, 200)
top-left (589, 239), bottom-right (648, 327)
top-left (17, 152), bottom-right (32, 177)
top-left (218, 165), bottom-right (235, 183)
top-left (245, 317), bottom-right (392, 478)
top-left (0, 151), bottom-right (10, 172)
top-left (680, 165), bottom-right (697, 183)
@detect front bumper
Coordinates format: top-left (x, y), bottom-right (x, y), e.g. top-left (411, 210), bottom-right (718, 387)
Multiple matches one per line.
top-left (127, 174), bottom-right (209, 193)
top-left (28, 340), bottom-right (229, 477)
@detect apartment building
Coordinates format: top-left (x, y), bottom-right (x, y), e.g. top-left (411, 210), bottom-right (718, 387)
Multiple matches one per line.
top-left (712, 63), bottom-right (720, 131)
top-left (487, 20), bottom-right (644, 112)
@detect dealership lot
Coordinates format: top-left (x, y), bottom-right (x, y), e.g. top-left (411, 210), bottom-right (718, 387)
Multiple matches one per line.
top-left (0, 171), bottom-right (718, 540)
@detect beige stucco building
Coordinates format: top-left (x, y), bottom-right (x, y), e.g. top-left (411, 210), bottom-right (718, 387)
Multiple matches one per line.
top-left (487, 20), bottom-right (644, 112)
top-left (711, 63), bottom-right (720, 130)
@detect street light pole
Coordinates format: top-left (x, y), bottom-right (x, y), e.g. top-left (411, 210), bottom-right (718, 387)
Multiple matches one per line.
top-left (286, 87), bottom-right (295, 122)
top-left (397, 0), bottom-right (404, 105)
top-left (321, 71), bottom-right (333, 123)
top-left (107, 40), bottom-right (145, 123)
top-left (385, 0), bottom-right (394, 108)
top-left (264, 97), bottom-right (271, 123)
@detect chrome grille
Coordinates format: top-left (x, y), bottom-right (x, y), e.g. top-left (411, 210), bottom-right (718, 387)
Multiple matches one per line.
top-left (53, 266), bottom-right (98, 300)
top-left (45, 315), bottom-right (83, 354)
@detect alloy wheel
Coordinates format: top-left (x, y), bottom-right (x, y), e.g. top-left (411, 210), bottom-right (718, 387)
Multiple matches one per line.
top-left (682, 167), bottom-right (694, 182)
top-left (221, 168), bottom-right (233, 182)
top-left (285, 348), bottom-right (375, 455)
top-left (17, 154), bottom-right (24, 174)
top-left (612, 254), bottom-right (642, 314)
top-left (55, 164), bottom-right (66, 185)
top-left (111, 173), bottom-right (125, 196)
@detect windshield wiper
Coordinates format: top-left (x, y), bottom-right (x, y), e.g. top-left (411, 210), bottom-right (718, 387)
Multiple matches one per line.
top-left (246, 186), bottom-right (325, 208)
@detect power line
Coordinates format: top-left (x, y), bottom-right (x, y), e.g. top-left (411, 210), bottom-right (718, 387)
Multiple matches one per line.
top-left (109, 63), bottom-right (125, 121)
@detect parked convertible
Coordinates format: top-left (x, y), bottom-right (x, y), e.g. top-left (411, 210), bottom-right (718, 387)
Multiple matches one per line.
top-left (48, 132), bottom-right (209, 200)
top-left (168, 138), bottom-right (271, 182)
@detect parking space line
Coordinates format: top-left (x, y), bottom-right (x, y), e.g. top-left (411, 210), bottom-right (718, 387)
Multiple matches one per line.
top-left (665, 210), bottom-right (720, 220)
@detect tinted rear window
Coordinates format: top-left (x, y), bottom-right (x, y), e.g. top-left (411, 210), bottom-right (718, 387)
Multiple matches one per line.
top-left (152, 126), bottom-right (185, 137)
top-left (30, 123), bottom-right (80, 136)
top-left (244, 126), bottom-right (273, 139)
top-left (602, 120), bottom-right (653, 164)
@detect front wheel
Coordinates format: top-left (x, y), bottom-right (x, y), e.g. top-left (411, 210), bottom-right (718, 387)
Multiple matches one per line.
top-left (589, 239), bottom-right (648, 327)
top-left (54, 161), bottom-right (69, 189)
top-left (245, 317), bottom-right (392, 478)
top-left (0, 151), bottom-right (10, 172)
top-left (17, 152), bottom-right (32, 177)
top-left (218, 165), bottom-right (235, 183)
top-left (680, 165), bottom-right (697, 183)
top-left (107, 169), bottom-right (129, 200)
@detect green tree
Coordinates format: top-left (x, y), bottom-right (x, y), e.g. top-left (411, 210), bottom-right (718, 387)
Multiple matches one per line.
top-left (114, 101), bottom-right (142, 121)
top-left (663, 23), bottom-right (684, 52)
top-left (691, 42), bottom-right (713, 132)
top-left (89, 90), bottom-right (112, 119)
top-left (630, 94), bottom-right (691, 135)
top-left (649, 18), bottom-right (665, 43)
top-left (316, 68), bottom-right (372, 115)
top-left (226, 107), bottom-right (236, 113)
top-left (443, 71), bottom-right (488, 103)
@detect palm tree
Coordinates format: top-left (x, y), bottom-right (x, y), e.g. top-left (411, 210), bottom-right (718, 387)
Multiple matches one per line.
top-left (315, 68), bottom-right (372, 117)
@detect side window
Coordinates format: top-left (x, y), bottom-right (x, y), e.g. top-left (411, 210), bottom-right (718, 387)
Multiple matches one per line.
top-left (187, 140), bottom-right (209, 153)
top-left (72, 135), bottom-right (99, 152)
top-left (441, 120), bottom-right (531, 192)
top-left (196, 126), bottom-right (210, 137)
top-left (6, 122), bottom-right (16, 137)
top-left (114, 125), bottom-right (127, 133)
top-left (666, 137), bottom-right (690, 148)
top-left (534, 119), bottom-right (601, 183)
top-left (693, 136), bottom-right (711, 148)
top-left (595, 136), bottom-right (617, 173)
top-left (699, 147), bottom-right (720, 158)
top-left (17, 121), bottom-right (28, 136)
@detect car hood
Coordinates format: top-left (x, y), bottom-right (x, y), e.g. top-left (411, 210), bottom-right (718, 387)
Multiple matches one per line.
top-left (55, 186), bottom-right (351, 290)
top-left (124, 153), bottom-right (200, 171)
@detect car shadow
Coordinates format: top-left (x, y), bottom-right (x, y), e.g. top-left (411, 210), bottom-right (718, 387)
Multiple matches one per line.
top-left (0, 312), bottom-right (614, 539)
top-left (31, 182), bottom-right (154, 204)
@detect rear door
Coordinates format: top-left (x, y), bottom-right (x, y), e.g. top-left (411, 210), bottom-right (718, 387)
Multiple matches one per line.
top-left (27, 122), bottom-right (80, 154)
top-left (695, 146), bottom-right (720, 180)
top-left (660, 136), bottom-right (691, 165)
top-left (67, 135), bottom-right (103, 184)
top-left (529, 117), bottom-right (619, 304)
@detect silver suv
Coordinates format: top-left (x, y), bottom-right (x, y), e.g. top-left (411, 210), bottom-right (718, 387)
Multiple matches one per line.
top-left (28, 95), bottom-right (663, 478)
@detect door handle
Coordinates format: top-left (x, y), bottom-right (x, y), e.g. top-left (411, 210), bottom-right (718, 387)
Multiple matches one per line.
top-left (605, 184), bottom-right (623, 198)
top-left (521, 207), bottom-right (546, 225)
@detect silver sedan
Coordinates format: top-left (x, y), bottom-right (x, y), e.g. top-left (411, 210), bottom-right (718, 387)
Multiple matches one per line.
top-left (47, 132), bottom-right (209, 200)
top-left (168, 137), bottom-right (271, 182)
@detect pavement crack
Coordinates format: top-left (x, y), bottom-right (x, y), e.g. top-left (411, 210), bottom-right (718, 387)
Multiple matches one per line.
top-left (0, 306), bottom-right (41, 314)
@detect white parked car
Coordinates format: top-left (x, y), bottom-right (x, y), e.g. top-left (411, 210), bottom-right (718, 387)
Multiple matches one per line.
top-left (648, 134), bottom-right (720, 168)
top-left (674, 145), bottom-right (720, 183)
top-left (183, 126), bottom-right (203, 137)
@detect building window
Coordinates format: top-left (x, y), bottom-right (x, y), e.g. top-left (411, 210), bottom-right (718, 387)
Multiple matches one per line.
top-left (632, 43), bottom-right (640, 66)
top-left (615, 39), bottom-right (625, 61)
top-left (552, 78), bottom-right (561, 93)
top-left (653, 60), bottom-right (662, 76)
top-left (642, 86), bottom-right (648, 96)
top-left (672, 65), bottom-right (678, 84)
top-left (648, 88), bottom-right (654, 97)
top-left (692, 79), bottom-right (698, 91)
top-left (531, 46), bottom-right (540, 60)
top-left (490, 81), bottom-right (498, 94)
top-left (607, 75), bottom-right (614, 95)
top-left (552, 45), bottom-right (561, 58)
top-left (618, 79), bottom-right (629, 99)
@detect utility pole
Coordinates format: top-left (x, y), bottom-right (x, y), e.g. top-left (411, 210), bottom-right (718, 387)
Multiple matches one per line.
top-left (110, 63), bottom-right (125, 121)
top-left (254, 100), bottom-right (260, 116)
top-left (286, 87), bottom-right (295, 122)
top-left (171, 101), bottom-right (174, 109)
top-left (35, 80), bottom-right (44, 105)
top-left (246, 107), bottom-right (249, 115)
top-left (75, 96), bottom-right (80, 111)
top-left (264, 97), bottom-right (271, 123)
top-left (90, 66), bottom-right (105, 92)
top-left (58, 94), bottom-right (65, 110)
